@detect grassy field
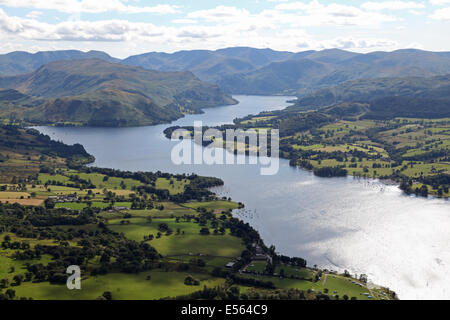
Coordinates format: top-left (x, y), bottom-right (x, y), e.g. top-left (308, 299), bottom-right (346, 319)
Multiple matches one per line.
top-left (155, 178), bottom-right (189, 195)
top-left (0, 252), bottom-right (53, 284)
top-left (242, 273), bottom-right (377, 300)
top-left (272, 116), bottom-right (449, 195)
top-left (246, 261), bottom-right (267, 273)
top-left (183, 200), bottom-right (240, 211)
top-left (38, 173), bottom-right (71, 184)
top-left (1, 233), bottom-right (78, 248)
top-left (13, 271), bottom-right (224, 300)
top-left (116, 203), bottom-right (198, 218)
top-left (0, 192), bottom-right (31, 199)
top-left (108, 217), bottom-right (245, 257)
top-left (55, 201), bottom-right (132, 210)
top-left (39, 172), bottom-right (145, 190)
top-left (275, 264), bottom-right (314, 279)
top-left (0, 199), bottom-right (44, 206)
top-left (167, 255), bottom-right (231, 270)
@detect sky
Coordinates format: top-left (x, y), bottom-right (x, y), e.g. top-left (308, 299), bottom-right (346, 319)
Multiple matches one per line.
top-left (0, 0), bottom-right (449, 58)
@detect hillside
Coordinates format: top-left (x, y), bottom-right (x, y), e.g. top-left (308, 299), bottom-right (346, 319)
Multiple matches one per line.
top-left (122, 47), bottom-right (292, 83)
top-left (0, 50), bottom-right (118, 76)
top-left (0, 125), bottom-right (93, 181)
top-left (217, 58), bottom-right (334, 95)
top-left (218, 49), bottom-right (450, 94)
top-left (124, 48), bottom-right (450, 95)
top-left (291, 74), bottom-right (450, 113)
top-left (3, 48), bottom-right (450, 96)
top-left (0, 59), bottom-right (236, 127)
top-left (199, 78), bottom-right (450, 197)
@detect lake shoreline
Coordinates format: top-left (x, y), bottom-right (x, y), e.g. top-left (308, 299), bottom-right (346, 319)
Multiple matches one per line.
top-left (33, 95), bottom-right (450, 300)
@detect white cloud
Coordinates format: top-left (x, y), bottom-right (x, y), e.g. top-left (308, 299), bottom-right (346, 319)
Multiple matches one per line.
top-left (430, 7), bottom-right (450, 20)
top-left (0, 0), bottom-right (179, 14)
top-left (273, 2), bottom-right (397, 26)
top-left (275, 0), bottom-right (323, 11)
top-left (187, 6), bottom-right (250, 22)
top-left (0, 2), bottom-right (446, 56)
top-left (361, 1), bottom-right (426, 11)
top-left (172, 19), bottom-right (197, 24)
top-left (429, 0), bottom-right (450, 5)
top-left (188, 4), bottom-right (396, 28)
top-left (177, 27), bottom-right (220, 39)
top-left (0, 7), bottom-right (405, 56)
top-left (318, 37), bottom-right (399, 50)
top-left (0, 8), bottom-right (170, 41)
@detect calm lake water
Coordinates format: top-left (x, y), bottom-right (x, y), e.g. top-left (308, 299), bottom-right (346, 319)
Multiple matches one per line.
top-left (35, 95), bottom-right (450, 300)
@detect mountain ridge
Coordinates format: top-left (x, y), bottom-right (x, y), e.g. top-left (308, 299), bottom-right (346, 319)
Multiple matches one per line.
top-left (0, 59), bottom-right (236, 127)
top-left (2, 47), bottom-right (450, 96)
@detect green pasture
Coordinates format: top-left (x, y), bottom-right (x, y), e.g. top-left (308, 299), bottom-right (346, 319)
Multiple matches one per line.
top-left (108, 217), bottom-right (244, 257)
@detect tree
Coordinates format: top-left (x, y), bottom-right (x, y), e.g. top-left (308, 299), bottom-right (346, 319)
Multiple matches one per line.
top-left (184, 276), bottom-right (199, 286)
top-left (44, 198), bottom-right (55, 209)
top-left (5, 289), bottom-right (15, 300)
top-left (102, 291), bottom-right (112, 300)
top-left (0, 278), bottom-right (9, 288)
top-left (100, 253), bottom-right (110, 264)
top-left (264, 262), bottom-right (275, 275)
top-left (13, 275), bottom-right (24, 286)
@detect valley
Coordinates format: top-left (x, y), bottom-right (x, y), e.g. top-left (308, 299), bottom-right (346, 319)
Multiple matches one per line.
top-left (34, 95), bottom-right (450, 300)
top-left (0, 124), bottom-right (388, 301)
top-left (0, 47), bottom-right (449, 301)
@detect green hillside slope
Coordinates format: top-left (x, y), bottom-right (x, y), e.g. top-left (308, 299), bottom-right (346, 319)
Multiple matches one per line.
top-left (0, 59), bottom-right (236, 127)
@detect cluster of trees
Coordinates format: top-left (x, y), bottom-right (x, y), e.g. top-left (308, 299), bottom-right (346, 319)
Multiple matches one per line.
top-left (277, 255), bottom-right (307, 268)
top-left (169, 285), bottom-right (321, 300)
top-left (400, 174), bottom-right (449, 198)
top-left (184, 276), bottom-right (200, 286)
top-left (313, 166), bottom-right (348, 178)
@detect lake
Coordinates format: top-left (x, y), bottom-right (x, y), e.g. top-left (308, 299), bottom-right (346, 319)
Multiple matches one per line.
top-left (35, 95), bottom-right (450, 300)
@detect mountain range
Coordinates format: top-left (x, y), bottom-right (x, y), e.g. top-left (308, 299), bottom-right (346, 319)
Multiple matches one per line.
top-left (291, 74), bottom-right (450, 110)
top-left (215, 49), bottom-right (450, 95)
top-left (288, 74), bottom-right (450, 119)
top-left (0, 47), bottom-right (449, 126)
top-left (0, 59), bottom-right (236, 126)
top-left (0, 50), bottom-right (118, 76)
top-left (2, 47), bottom-right (450, 95)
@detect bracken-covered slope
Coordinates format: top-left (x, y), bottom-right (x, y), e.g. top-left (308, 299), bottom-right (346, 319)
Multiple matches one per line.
top-left (0, 59), bottom-right (237, 126)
